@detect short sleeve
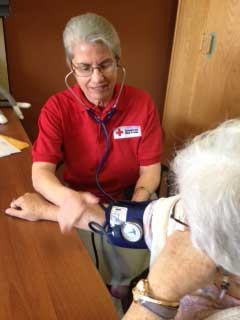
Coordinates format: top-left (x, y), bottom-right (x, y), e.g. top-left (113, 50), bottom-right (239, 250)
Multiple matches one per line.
top-left (138, 98), bottom-right (163, 166)
top-left (32, 97), bottom-right (63, 164)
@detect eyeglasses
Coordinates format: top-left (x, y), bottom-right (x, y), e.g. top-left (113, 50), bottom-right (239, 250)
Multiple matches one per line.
top-left (71, 59), bottom-right (117, 77)
top-left (170, 204), bottom-right (189, 228)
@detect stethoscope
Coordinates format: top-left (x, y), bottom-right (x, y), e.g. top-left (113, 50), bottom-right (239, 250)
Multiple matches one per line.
top-left (64, 64), bottom-right (126, 202)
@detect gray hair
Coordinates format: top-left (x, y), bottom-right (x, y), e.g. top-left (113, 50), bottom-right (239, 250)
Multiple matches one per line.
top-left (63, 13), bottom-right (121, 64)
top-left (171, 119), bottom-right (240, 275)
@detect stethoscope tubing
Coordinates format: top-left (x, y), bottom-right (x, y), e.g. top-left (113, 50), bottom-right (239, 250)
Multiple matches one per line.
top-left (64, 65), bottom-right (126, 201)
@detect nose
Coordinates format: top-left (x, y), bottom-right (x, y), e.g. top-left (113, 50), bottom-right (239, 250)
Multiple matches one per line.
top-left (91, 67), bottom-right (105, 82)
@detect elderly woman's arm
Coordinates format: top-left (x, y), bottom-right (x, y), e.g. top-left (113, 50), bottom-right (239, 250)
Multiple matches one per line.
top-left (5, 193), bottom-right (105, 231)
top-left (132, 163), bottom-right (161, 201)
top-left (123, 231), bottom-right (216, 320)
top-left (31, 161), bottom-right (160, 229)
top-left (32, 162), bottom-right (99, 232)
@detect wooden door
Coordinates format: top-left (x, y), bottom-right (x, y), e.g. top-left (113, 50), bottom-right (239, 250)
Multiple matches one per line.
top-left (162, 0), bottom-right (240, 162)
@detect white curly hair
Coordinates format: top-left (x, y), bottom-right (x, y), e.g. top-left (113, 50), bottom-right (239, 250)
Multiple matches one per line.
top-left (171, 119), bottom-right (240, 275)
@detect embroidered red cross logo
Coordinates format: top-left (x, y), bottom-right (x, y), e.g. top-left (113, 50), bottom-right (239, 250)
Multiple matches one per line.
top-left (116, 128), bottom-right (124, 136)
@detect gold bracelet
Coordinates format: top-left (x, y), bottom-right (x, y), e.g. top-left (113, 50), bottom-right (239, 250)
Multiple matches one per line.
top-left (133, 279), bottom-right (179, 307)
top-left (134, 186), bottom-right (152, 198)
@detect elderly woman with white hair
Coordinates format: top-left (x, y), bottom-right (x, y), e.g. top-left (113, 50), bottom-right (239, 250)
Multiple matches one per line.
top-left (10, 12), bottom-right (163, 304)
top-left (7, 119), bottom-right (240, 319)
top-left (124, 118), bottom-right (240, 319)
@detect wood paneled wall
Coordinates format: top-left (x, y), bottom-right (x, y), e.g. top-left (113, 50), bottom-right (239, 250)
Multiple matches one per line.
top-left (162, 0), bottom-right (240, 162)
top-left (3, 0), bottom-right (177, 142)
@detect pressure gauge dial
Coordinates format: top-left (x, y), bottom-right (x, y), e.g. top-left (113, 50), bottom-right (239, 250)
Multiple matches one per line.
top-left (121, 222), bottom-right (143, 242)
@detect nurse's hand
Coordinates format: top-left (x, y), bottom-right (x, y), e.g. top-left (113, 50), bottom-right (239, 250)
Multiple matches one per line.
top-left (58, 190), bottom-right (99, 233)
top-left (74, 202), bottom-right (106, 230)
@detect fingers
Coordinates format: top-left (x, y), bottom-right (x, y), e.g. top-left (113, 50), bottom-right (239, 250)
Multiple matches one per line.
top-left (83, 192), bottom-right (99, 204)
top-left (10, 200), bottom-right (22, 210)
top-left (58, 215), bottom-right (71, 233)
top-left (5, 206), bottom-right (39, 222)
top-left (5, 207), bottom-right (22, 218)
top-left (5, 206), bottom-right (33, 222)
top-left (58, 206), bottom-right (77, 233)
top-left (58, 205), bottom-right (87, 233)
top-left (10, 193), bottom-right (30, 209)
top-left (58, 192), bottom-right (99, 233)
top-left (6, 193), bottom-right (42, 222)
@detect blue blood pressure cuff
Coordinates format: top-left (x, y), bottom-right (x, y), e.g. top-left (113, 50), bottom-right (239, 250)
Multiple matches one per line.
top-left (89, 200), bottom-right (151, 249)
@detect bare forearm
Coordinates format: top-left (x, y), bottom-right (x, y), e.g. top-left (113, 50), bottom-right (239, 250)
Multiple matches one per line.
top-left (38, 201), bottom-right (59, 222)
top-left (39, 202), bottom-right (106, 230)
top-left (5, 193), bottom-right (60, 223)
top-left (39, 198), bottom-right (106, 230)
top-left (5, 192), bottom-right (105, 232)
top-left (32, 165), bottom-right (74, 206)
top-left (132, 163), bottom-right (161, 201)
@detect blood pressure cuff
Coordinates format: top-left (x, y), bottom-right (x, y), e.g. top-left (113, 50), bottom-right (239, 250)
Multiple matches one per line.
top-left (89, 200), bottom-right (151, 249)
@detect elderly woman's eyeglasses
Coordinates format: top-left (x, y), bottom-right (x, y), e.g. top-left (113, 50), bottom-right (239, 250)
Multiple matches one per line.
top-left (170, 205), bottom-right (189, 228)
top-left (71, 59), bottom-right (117, 77)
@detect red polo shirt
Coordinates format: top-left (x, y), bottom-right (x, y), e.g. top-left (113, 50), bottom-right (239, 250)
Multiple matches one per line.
top-left (32, 84), bottom-right (163, 201)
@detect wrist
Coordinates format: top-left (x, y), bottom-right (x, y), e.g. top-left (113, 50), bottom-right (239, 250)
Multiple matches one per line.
top-left (40, 200), bottom-right (59, 222)
top-left (133, 186), bottom-right (152, 201)
top-left (148, 275), bottom-right (182, 302)
top-left (132, 279), bottom-right (179, 319)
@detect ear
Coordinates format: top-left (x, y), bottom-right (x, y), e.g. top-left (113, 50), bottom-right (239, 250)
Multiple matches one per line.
top-left (66, 60), bottom-right (77, 79)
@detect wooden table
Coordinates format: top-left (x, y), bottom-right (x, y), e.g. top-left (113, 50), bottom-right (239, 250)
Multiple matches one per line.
top-left (0, 109), bottom-right (118, 320)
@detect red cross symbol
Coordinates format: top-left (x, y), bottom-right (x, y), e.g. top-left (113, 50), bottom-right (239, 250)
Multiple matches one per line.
top-left (116, 128), bottom-right (124, 136)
